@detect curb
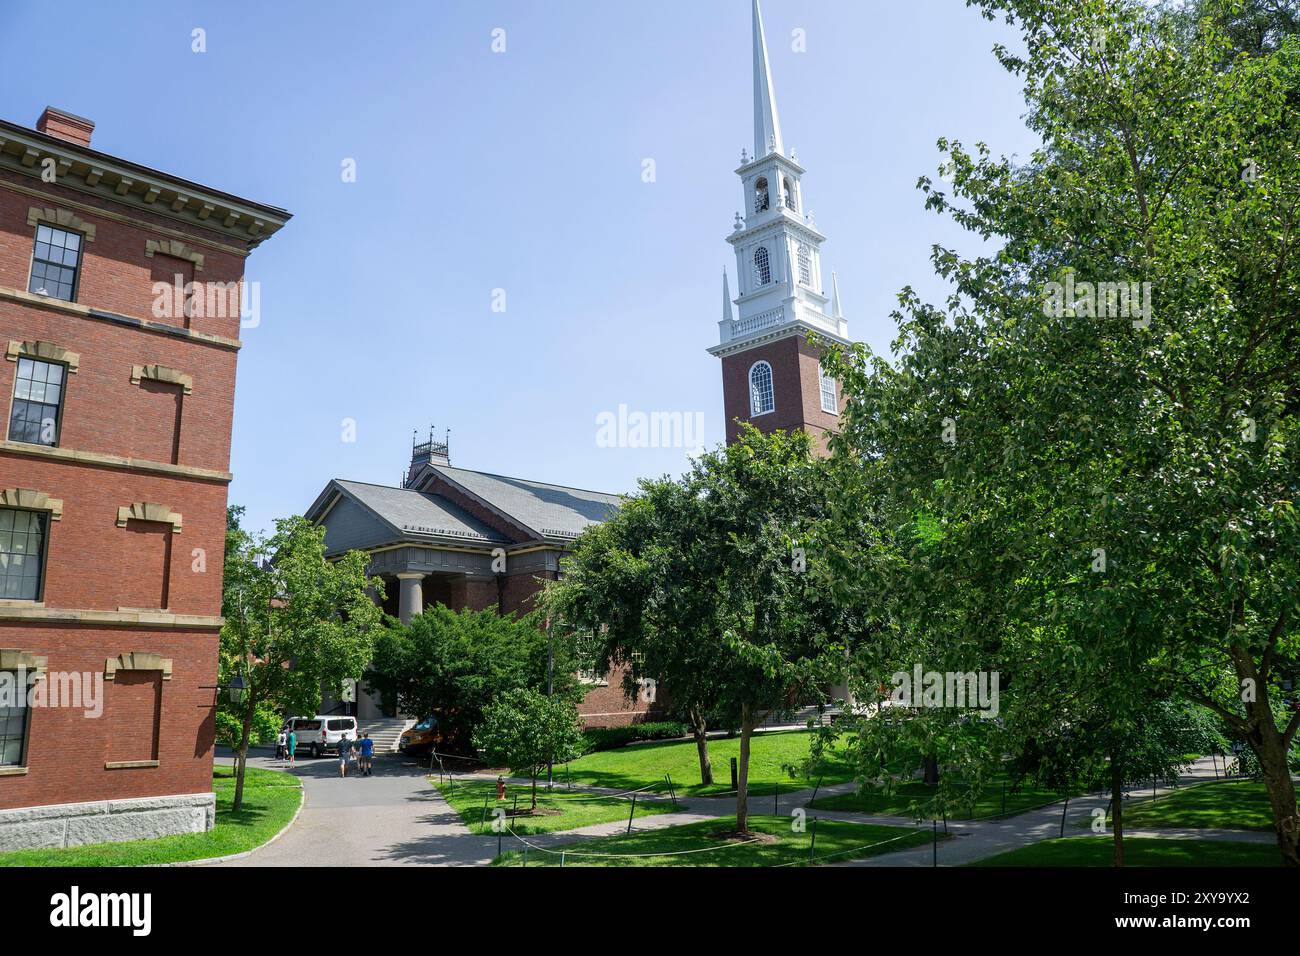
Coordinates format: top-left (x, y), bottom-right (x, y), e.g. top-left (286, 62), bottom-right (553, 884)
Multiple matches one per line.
top-left (159, 783), bottom-right (306, 868)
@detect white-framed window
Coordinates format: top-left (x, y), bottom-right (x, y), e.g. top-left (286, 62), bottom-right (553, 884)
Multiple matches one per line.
top-left (783, 176), bottom-right (798, 211)
top-left (819, 366), bottom-right (838, 414)
top-left (753, 246), bottom-right (771, 286)
top-left (28, 225), bottom-right (83, 302)
top-left (754, 177), bottom-right (770, 214)
top-left (749, 361), bottom-right (775, 416)
top-left (797, 244), bottom-right (812, 286)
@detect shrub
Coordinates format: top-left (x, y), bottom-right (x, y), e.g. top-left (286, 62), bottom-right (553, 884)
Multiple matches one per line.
top-left (582, 721), bottom-right (690, 753)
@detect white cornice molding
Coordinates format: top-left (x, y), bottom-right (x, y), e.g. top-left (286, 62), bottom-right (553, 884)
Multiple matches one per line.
top-left (0, 125), bottom-right (289, 247)
top-left (707, 319), bottom-right (852, 359)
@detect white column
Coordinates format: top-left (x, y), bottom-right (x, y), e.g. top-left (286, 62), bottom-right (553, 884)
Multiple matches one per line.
top-left (397, 572), bottom-right (426, 624)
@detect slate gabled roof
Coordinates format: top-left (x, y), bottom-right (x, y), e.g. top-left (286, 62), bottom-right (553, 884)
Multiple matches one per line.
top-left (308, 466), bottom-right (623, 555)
top-left (428, 465), bottom-right (621, 542)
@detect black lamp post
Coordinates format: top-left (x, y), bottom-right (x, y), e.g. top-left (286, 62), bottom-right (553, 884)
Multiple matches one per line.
top-left (227, 674), bottom-right (248, 706)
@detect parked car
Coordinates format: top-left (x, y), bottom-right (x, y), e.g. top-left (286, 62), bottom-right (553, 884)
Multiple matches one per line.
top-left (398, 716), bottom-right (439, 756)
top-left (285, 716), bottom-right (358, 758)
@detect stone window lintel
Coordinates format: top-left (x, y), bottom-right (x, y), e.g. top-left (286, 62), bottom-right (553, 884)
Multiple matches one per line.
top-left (116, 502), bottom-right (182, 532)
top-left (0, 488), bottom-right (63, 521)
top-left (103, 651), bottom-right (173, 681)
top-left (130, 363), bottom-right (193, 394)
top-left (143, 238), bottom-right (204, 272)
top-left (26, 207), bottom-right (95, 242)
top-left (5, 340), bottom-right (80, 373)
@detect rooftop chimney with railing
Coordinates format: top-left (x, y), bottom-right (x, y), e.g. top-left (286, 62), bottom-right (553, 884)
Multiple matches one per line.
top-left (404, 426), bottom-right (450, 488)
top-left (35, 107), bottom-right (95, 147)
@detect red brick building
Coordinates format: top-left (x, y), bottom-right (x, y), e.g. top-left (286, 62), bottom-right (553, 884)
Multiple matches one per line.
top-left (306, 433), bottom-right (658, 729)
top-left (0, 108), bottom-right (289, 850)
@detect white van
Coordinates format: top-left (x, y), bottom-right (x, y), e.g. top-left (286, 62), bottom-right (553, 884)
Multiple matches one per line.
top-left (284, 716), bottom-right (357, 758)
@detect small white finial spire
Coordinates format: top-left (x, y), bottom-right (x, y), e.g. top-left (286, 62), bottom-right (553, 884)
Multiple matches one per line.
top-left (722, 268), bottom-right (734, 323)
top-left (752, 0), bottom-right (785, 157)
top-left (831, 271), bottom-right (844, 318)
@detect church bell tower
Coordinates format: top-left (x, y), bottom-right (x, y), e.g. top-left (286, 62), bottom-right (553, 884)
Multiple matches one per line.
top-left (709, 0), bottom-right (852, 452)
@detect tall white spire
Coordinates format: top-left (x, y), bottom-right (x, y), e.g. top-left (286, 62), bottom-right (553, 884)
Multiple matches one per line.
top-left (721, 268), bottom-right (733, 323)
top-left (752, 0), bottom-right (784, 157)
top-left (831, 271), bottom-right (843, 318)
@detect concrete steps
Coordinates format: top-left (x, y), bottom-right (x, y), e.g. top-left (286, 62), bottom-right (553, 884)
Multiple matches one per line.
top-left (358, 717), bottom-right (416, 753)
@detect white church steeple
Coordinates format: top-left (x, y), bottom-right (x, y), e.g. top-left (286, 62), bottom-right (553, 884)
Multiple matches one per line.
top-left (711, 0), bottom-right (850, 359)
top-left (752, 0), bottom-right (785, 157)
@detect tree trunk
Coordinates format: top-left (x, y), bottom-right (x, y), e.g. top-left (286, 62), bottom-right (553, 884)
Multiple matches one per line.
top-left (923, 753), bottom-right (940, 785)
top-left (1232, 651), bottom-right (1300, 867)
top-left (1248, 719), bottom-right (1299, 867)
top-left (1110, 749), bottom-right (1125, 868)
top-left (530, 770), bottom-right (538, 810)
top-left (736, 701), bottom-right (754, 834)
top-left (232, 691), bottom-right (256, 813)
top-left (689, 707), bottom-right (713, 786)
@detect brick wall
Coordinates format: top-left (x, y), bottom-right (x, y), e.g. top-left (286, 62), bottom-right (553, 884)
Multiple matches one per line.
top-left (0, 627), bottom-right (217, 808)
top-left (0, 133), bottom-right (275, 816)
top-left (720, 334), bottom-right (843, 451)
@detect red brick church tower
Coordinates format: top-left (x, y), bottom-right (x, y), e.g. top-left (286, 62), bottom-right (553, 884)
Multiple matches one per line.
top-left (710, 0), bottom-right (852, 454)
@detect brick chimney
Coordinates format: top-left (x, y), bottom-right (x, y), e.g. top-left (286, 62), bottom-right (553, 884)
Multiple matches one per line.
top-left (35, 107), bottom-right (94, 147)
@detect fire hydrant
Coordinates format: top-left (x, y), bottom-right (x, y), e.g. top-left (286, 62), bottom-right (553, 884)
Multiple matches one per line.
top-left (496, 775), bottom-right (506, 801)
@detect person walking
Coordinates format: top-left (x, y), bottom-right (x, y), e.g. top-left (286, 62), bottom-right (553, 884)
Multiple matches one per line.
top-left (286, 727), bottom-right (297, 767)
top-left (275, 726), bottom-right (287, 762)
top-left (338, 733), bottom-right (355, 778)
top-left (358, 733), bottom-right (375, 776)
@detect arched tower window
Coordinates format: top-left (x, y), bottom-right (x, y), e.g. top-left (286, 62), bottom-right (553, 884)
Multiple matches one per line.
top-left (749, 361), bottom-right (775, 416)
top-left (754, 177), bottom-right (770, 214)
top-left (819, 365), bottom-right (838, 414)
top-left (753, 246), bottom-right (771, 286)
top-left (783, 177), bottom-right (798, 211)
top-left (797, 244), bottom-right (812, 286)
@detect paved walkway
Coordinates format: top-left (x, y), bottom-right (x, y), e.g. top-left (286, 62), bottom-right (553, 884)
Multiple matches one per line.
top-left (210, 750), bottom-right (493, 867)
top-left (213, 750), bottom-right (1279, 867)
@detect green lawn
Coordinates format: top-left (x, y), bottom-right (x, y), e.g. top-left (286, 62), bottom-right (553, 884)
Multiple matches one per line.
top-left (1093, 780), bottom-right (1286, 832)
top-left (493, 814), bottom-right (935, 866)
top-left (552, 730), bottom-right (853, 797)
top-left (809, 773), bottom-right (1074, 820)
top-left (0, 765), bottom-right (301, 867)
top-left (972, 836), bottom-right (1282, 867)
top-left (436, 777), bottom-right (679, 835)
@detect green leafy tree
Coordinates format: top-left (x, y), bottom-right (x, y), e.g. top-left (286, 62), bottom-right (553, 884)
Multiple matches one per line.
top-left (365, 606), bottom-right (580, 754)
top-left (553, 427), bottom-right (850, 833)
top-left (821, 0), bottom-right (1300, 864)
top-left (544, 478), bottom-right (734, 786)
top-left (473, 689), bottom-right (585, 809)
top-left (221, 509), bottom-right (383, 810)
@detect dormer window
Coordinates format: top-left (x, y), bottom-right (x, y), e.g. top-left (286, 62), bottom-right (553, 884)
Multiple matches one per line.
top-left (753, 246), bottom-right (771, 286)
top-left (754, 177), bottom-right (770, 214)
top-left (749, 361), bottom-right (775, 416)
top-left (783, 177), bottom-right (798, 211)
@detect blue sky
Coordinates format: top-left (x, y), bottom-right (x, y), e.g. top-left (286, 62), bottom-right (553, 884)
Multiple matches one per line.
top-left (0, 0), bottom-right (1035, 536)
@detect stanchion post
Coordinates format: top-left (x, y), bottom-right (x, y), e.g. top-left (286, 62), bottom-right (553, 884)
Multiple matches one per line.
top-left (627, 793), bottom-right (638, 833)
top-left (932, 821), bottom-right (938, 867)
top-left (809, 817), bottom-right (818, 864)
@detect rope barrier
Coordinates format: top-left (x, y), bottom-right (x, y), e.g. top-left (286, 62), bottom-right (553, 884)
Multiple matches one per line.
top-left (502, 824), bottom-right (762, 861)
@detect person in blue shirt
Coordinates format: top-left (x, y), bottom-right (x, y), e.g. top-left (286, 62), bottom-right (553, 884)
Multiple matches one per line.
top-left (358, 733), bottom-right (375, 776)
